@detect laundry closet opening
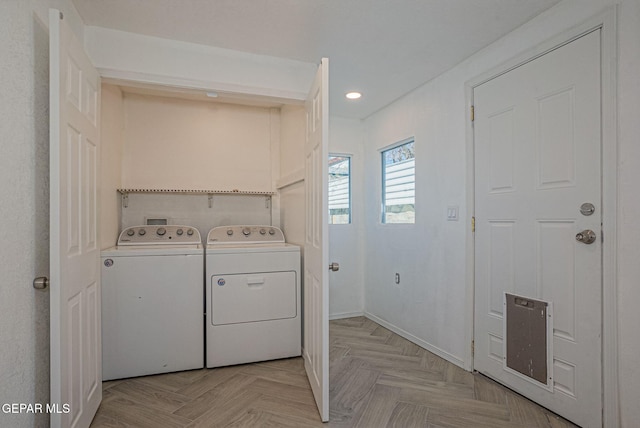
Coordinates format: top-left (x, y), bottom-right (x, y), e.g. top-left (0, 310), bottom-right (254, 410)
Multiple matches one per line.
top-left (98, 81), bottom-right (309, 377)
top-left (100, 82), bottom-right (307, 247)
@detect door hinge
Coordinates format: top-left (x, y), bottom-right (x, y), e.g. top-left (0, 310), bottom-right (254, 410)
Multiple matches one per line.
top-left (471, 216), bottom-right (475, 233)
top-left (470, 105), bottom-right (475, 122)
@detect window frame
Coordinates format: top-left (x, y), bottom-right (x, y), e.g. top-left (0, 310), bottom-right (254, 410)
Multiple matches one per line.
top-left (328, 153), bottom-right (352, 225)
top-left (380, 138), bottom-right (415, 224)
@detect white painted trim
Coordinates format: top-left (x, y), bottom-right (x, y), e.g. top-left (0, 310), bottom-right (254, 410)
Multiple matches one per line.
top-left (464, 84), bottom-right (475, 373)
top-left (329, 311), bottom-right (364, 321)
top-left (98, 67), bottom-right (308, 102)
top-left (364, 312), bottom-right (465, 368)
top-left (377, 136), bottom-right (415, 153)
top-left (599, 8), bottom-right (619, 428)
top-left (464, 7), bottom-right (619, 428)
top-left (276, 168), bottom-right (305, 190)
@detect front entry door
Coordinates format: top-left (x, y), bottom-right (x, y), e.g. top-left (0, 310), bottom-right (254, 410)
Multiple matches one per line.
top-left (50, 9), bottom-right (102, 428)
top-left (473, 30), bottom-right (602, 428)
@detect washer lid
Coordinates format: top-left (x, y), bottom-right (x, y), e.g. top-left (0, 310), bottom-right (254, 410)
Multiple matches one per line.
top-left (102, 244), bottom-right (203, 257)
top-left (207, 225), bottom-right (285, 245)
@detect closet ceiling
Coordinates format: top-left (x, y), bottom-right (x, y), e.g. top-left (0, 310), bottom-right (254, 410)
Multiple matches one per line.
top-left (72, 0), bottom-right (561, 119)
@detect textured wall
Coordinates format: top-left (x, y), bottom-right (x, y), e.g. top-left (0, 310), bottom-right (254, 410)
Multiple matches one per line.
top-left (615, 1), bottom-right (640, 424)
top-left (0, 2), bottom-right (50, 427)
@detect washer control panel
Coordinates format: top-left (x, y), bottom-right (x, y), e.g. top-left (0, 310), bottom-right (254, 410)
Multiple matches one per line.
top-left (118, 225), bottom-right (201, 246)
top-left (207, 225), bottom-right (284, 244)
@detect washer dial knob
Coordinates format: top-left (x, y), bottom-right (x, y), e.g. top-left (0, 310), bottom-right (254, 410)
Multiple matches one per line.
top-left (176, 229), bottom-right (184, 236)
top-left (268, 228), bottom-right (276, 235)
top-left (138, 229), bottom-right (146, 236)
top-left (157, 228), bottom-right (166, 236)
top-left (260, 228), bottom-right (266, 235)
top-left (242, 227), bottom-right (251, 236)
top-left (126, 229), bottom-right (135, 237)
top-left (226, 229), bottom-right (234, 236)
top-left (187, 229), bottom-right (194, 236)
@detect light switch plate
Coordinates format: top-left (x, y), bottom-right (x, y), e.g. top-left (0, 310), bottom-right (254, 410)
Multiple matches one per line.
top-left (447, 205), bottom-right (459, 221)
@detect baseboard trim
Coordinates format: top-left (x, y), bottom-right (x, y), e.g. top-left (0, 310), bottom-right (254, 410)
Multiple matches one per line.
top-left (329, 311), bottom-right (364, 321)
top-left (364, 312), bottom-right (465, 369)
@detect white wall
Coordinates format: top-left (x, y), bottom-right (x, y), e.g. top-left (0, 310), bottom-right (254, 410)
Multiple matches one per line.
top-left (362, 0), bottom-right (640, 425)
top-left (0, 1), bottom-right (83, 426)
top-left (100, 84), bottom-right (124, 248)
top-left (363, 91), bottom-right (467, 365)
top-left (277, 105), bottom-right (306, 248)
top-left (613, 0), bottom-right (640, 424)
top-left (328, 117), bottom-right (365, 319)
top-left (121, 93), bottom-right (277, 192)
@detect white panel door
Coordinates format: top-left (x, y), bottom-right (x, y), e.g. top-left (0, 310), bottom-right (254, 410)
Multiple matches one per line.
top-left (50, 9), bottom-right (102, 428)
top-left (304, 58), bottom-right (330, 422)
top-left (474, 30), bottom-right (601, 428)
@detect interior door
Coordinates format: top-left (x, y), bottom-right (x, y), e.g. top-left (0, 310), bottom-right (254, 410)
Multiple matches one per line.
top-left (473, 30), bottom-right (601, 428)
top-left (303, 58), bottom-right (330, 422)
top-left (50, 9), bottom-right (102, 428)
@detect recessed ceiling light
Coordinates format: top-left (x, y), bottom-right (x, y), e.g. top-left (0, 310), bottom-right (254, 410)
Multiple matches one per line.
top-left (345, 91), bottom-right (362, 100)
top-left (206, 91), bottom-right (218, 98)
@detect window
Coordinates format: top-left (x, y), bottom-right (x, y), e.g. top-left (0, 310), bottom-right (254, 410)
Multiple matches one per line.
top-left (328, 155), bottom-right (351, 224)
top-left (382, 140), bottom-right (415, 224)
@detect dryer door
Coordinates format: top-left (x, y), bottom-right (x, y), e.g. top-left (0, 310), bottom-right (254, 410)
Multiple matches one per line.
top-left (211, 271), bottom-right (297, 325)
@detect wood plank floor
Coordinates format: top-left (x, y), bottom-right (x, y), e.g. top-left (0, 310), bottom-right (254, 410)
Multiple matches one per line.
top-left (91, 317), bottom-right (578, 427)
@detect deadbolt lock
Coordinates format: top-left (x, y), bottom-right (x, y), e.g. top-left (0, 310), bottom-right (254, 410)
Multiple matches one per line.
top-left (575, 229), bottom-right (596, 244)
top-left (580, 203), bottom-right (595, 216)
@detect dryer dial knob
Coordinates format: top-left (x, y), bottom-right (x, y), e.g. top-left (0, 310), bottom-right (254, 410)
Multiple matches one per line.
top-left (226, 229), bottom-right (233, 236)
top-left (268, 228), bottom-right (276, 235)
top-left (242, 227), bottom-right (251, 236)
top-left (187, 229), bottom-right (194, 236)
top-left (138, 229), bottom-right (146, 236)
top-left (126, 229), bottom-right (135, 236)
top-left (176, 229), bottom-right (184, 236)
top-left (157, 228), bottom-right (166, 236)
top-left (260, 228), bottom-right (266, 235)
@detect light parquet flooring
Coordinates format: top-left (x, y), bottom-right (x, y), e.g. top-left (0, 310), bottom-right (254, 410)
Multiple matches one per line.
top-left (91, 317), bottom-right (578, 428)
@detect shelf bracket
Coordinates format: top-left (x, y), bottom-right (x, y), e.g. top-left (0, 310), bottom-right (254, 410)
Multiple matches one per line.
top-left (208, 193), bottom-right (213, 208)
top-left (121, 192), bottom-right (129, 208)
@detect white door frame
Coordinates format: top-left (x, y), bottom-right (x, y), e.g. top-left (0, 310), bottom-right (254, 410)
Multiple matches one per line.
top-left (464, 8), bottom-right (618, 427)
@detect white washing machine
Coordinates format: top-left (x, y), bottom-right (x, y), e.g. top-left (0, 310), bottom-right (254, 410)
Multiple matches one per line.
top-left (206, 225), bottom-right (301, 368)
top-left (101, 225), bottom-right (204, 380)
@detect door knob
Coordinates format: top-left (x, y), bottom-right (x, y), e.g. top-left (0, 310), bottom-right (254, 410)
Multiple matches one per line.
top-left (33, 276), bottom-right (49, 290)
top-left (575, 230), bottom-right (596, 244)
top-left (329, 262), bottom-right (340, 272)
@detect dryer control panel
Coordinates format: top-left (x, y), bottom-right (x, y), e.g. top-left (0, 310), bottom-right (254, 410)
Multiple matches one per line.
top-left (207, 225), bottom-right (285, 245)
top-left (118, 225), bottom-right (201, 245)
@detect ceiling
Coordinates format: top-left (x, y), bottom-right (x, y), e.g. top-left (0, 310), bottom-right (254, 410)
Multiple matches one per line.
top-left (71, 0), bottom-right (562, 119)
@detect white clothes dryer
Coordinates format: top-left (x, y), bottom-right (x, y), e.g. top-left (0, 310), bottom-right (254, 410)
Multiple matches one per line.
top-left (205, 225), bottom-right (301, 368)
top-left (101, 225), bottom-right (204, 380)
